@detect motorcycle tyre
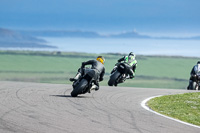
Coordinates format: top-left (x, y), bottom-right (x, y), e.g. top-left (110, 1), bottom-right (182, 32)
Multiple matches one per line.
top-left (108, 71), bottom-right (121, 86)
top-left (187, 82), bottom-right (192, 90)
top-left (71, 79), bottom-right (88, 97)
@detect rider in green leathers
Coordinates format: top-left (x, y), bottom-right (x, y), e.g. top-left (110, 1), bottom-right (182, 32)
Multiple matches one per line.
top-left (111, 52), bottom-right (137, 81)
top-left (117, 52), bottom-right (137, 79)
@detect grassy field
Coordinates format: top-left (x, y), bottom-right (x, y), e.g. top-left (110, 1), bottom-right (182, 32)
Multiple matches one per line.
top-left (147, 92), bottom-right (200, 126)
top-left (0, 50), bottom-right (198, 89)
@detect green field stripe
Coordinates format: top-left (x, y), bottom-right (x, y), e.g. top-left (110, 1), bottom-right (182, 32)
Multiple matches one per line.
top-left (0, 71), bottom-right (65, 74)
top-left (137, 75), bottom-right (188, 81)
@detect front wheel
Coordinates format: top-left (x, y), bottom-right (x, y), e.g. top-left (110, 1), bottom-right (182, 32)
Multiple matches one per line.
top-left (71, 79), bottom-right (88, 97)
top-left (108, 71), bottom-right (121, 86)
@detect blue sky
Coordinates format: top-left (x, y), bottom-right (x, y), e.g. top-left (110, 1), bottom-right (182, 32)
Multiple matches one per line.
top-left (0, 0), bottom-right (200, 36)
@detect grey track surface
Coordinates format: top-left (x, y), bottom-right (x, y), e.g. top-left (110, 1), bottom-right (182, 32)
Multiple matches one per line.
top-left (0, 81), bottom-right (199, 133)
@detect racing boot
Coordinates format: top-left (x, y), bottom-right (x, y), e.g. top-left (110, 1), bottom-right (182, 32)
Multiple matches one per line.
top-left (90, 85), bottom-right (99, 92)
top-left (93, 81), bottom-right (99, 91)
top-left (94, 85), bottom-right (99, 91)
top-left (69, 72), bottom-right (81, 82)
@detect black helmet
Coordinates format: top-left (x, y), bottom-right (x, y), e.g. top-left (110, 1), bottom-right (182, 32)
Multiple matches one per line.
top-left (197, 61), bottom-right (200, 64)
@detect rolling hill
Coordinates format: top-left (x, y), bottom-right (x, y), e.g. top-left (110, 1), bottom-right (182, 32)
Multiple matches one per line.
top-left (0, 28), bottom-right (56, 48)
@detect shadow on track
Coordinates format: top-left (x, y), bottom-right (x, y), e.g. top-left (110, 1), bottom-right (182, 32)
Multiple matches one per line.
top-left (50, 95), bottom-right (72, 97)
top-left (50, 95), bottom-right (91, 98)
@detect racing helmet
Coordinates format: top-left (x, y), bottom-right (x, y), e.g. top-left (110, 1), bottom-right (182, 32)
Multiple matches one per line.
top-left (96, 56), bottom-right (105, 64)
top-left (128, 52), bottom-right (136, 59)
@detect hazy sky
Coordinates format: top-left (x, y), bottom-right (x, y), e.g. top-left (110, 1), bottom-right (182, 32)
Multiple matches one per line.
top-left (0, 0), bottom-right (200, 36)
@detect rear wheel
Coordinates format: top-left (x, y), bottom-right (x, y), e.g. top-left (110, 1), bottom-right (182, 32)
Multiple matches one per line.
top-left (188, 82), bottom-right (192, 90)
top-left (108, 71), bottom-right (121, 86)
top-left (71, 79), bottom-right (88, 97)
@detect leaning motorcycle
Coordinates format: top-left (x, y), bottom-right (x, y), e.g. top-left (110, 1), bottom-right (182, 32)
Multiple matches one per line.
top-left (187, 74), bottom-right (200, 90)
top-left (108, 62), bottom-right (130, 86)
top-left (71, 68), bottom-right (98, 97)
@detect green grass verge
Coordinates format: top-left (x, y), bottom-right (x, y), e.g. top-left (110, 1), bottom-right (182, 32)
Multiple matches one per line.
top-left (0, 50), bottom-right (198, 89)
top-left (147, 92), bottom-right (200, 126)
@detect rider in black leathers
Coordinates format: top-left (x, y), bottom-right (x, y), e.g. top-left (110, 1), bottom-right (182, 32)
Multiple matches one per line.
top-left (187, 61), bottom-right (200, 89)
top-left (70, 56), bottom-right (105, 90)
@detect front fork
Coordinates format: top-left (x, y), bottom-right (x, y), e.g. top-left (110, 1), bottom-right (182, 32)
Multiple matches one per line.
top-left (117, 74), bottom-right (126, 84)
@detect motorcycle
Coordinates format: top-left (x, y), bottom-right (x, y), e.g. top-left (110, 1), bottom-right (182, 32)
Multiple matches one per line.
top-left (108, 62), bottom-right (131, 86)
top-left (71, 67), bottom-right (98, 97)
top-left (187, 74), bottom-right (200, 90)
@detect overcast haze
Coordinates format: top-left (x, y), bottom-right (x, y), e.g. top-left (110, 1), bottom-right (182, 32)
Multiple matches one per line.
top-left (0, 0), bottom-right (200, 36)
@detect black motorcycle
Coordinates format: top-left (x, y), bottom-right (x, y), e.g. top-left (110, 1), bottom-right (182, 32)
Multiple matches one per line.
top-left (108, 62), bottom-right (130, 86)
top-left (187, 74), bottom-right (200, 90)
top-left (71, 68), bottom-right (98, 97)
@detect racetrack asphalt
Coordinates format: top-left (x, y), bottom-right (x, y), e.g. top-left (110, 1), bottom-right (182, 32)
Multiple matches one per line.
top-left (0, 81), bottom-right (199, 133)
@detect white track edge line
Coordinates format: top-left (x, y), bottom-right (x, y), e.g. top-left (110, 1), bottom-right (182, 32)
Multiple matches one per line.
top-left (141, 95), bottom-right (200, 129)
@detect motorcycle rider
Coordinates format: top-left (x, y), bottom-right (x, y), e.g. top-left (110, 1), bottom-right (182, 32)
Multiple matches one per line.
top-left (187, 61), bottom-right (200, 89)
top-left (69, 56), bottom-right (105, 91)
top-left (111, 52), bottom-right (137, 84)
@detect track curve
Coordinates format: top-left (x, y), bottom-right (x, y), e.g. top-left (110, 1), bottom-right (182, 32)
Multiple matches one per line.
top-left (0, 81), bottom-right (199, 133)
